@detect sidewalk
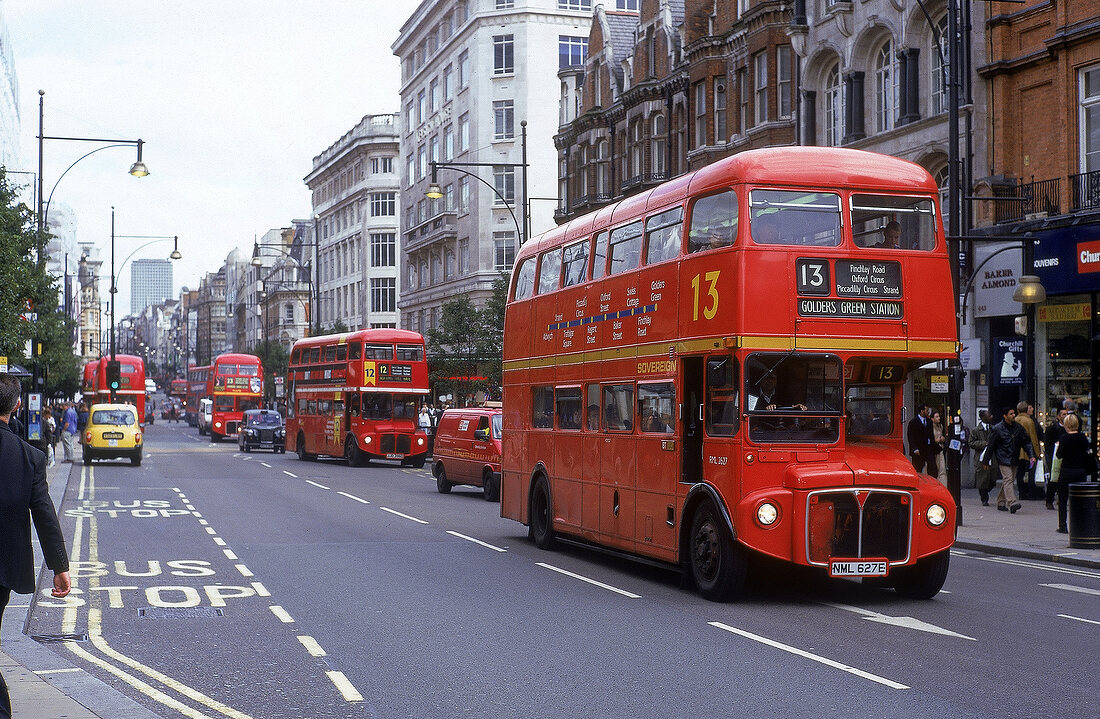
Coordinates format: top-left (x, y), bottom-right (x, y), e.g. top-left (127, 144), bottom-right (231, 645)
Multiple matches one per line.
top-left (3, 466), bottom-right (1097, 718)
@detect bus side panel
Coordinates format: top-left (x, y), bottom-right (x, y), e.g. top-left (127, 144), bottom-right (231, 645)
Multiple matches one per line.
top-left (635, 256), bottom-right (679, 344)
top-left (634, 434), bottom-right (680, 559)
top-left (552, 430), bottom-right (584, 531)
top-left (580, 431), bottom-right (603, 542)
top-left (501, 383), bottom-right (528, 523)
top-left (600, 433), bottom-right (637, 553)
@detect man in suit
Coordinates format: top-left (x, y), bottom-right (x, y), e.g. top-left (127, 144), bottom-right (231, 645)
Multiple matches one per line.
top-left (907, 404), bottom-right (936, 474)
top-left (0, 373), bottom-right (70, 718)
top-left (750, 373), bottom-right (807, 411)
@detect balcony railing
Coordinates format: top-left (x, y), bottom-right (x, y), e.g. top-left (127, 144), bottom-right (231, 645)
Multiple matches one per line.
top-left (1070, 170), bottom-right (1100, 212)
top-left (992, 176), bottom-right (1061, 224)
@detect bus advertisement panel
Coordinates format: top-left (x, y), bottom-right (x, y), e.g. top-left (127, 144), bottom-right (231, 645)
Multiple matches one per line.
top-left (96, 354), bottom-right (146, 424)
top-left (208, 353), bottom-right (263, 442)
top-left (501, 147), bottom-right (957, 602)
top-left (185, 364), bottom-right (211, 426)
top-left (286, 329), bottom-right (430, 468)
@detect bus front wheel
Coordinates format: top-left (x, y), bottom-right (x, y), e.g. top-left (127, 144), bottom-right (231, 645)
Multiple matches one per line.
top-left (892, 550), bottom-right (950, 600)
top-left (345, 437), bottom-right (366, 467)
top-left (528, 477), bottom-right (555, 549)
top-left (688, 501), bottom-right (747, 602)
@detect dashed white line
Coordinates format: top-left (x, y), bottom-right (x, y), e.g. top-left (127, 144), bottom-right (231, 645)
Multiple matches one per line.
top-left (235, 564), bottom-right (254, 577)
top-left (251, 582), bottom-right (270, 597)
top-left (379, 507), bottom-right (428, 524)
top-left (1041, 583), bottom-right (1100, 596)
top-left (447, 530), bottom-right (506, 552)
top-left (213, 538), bottom-right (227, 546)
top-left (204, 527), bottom-right (216, 535)
top-left (326, 671), bottom-right (364, 702)
top-left (223, 549), bottom-right (238, 560)
top-left (1058, 614), bottom-right (1100, 626)
top-left (260, 462), bottom-right (272, 468)
top-left (337, 491), bottom-right (370, 504)
top-left (536, 562), bottom-right (639, 598)
top-left (709, 621), bottom-right (910, 689)
top-left (297, 635), bottom-right (326, 657)
top-left (306, 480), bottom-right (330, 490)
top-left (269, 606), bottom-right (294, 623)
top-left (283, 471), bottom-right (298, 478)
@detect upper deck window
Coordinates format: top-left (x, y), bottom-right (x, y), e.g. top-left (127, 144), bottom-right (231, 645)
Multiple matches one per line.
top-left (562, 239), bottom-right (589, 287)
top-left (513, 256), bottom-right (537, 300)
top-left (750, 190), bottom-right (841, 246)
top-left (538, 249), bottom-right (562, 295)
top-left (364, 344), bottom-right (394, 360)
top-left (688, 190), bottom-right (738, 252)
top-left (608, 221), bottom-right (643, 275)
top-left (851, 194), bottom-right (936, 250)
top-left (592, 231), bottom-right (609, 279)
top-left (396, 344), bottom-right (424, 361)
top-left (645, 207), bottom-right (684, 265)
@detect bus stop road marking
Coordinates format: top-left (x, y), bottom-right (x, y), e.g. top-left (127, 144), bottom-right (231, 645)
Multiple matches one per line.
top-left (709, 621), bottom-right (910, 690)
top-left (447, 530), bottom-right (506, 552)
top-left (536, 562), bottom-right (640, 598)
top-left (820, 602), bottom-right (975, 640)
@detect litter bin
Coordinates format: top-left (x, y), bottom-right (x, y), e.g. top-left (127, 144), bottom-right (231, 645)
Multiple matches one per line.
top-left (1067, 482), bottom-right (1100, 549)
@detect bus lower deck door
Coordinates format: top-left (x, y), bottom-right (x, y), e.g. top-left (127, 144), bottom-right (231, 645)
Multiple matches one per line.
top-left (682, 356), bottom-right (704, 485)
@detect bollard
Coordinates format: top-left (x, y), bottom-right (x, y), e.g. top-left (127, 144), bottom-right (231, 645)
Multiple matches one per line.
top-left (1067, 482), bottom-right (1100, 549)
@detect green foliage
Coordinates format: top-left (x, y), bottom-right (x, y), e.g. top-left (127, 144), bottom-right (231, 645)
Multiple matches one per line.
top-left (250, 341), bottom-right (289, 402)
top-left (317, 319), bottom-right (349, 336)
top-left (426, 272), bottom-right (509, 404)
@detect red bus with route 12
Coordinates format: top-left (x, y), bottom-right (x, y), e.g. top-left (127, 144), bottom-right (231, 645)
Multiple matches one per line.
top-left (502, 146), bottom-right (958, 601)
top-left (207, 353), bottom-right (263, 442)
top-left (286, 329), bottom-right (430, 468)
top-left (185, 364), bottom-right (211, 427)
top-left (95, 354), bottom-right (146, 424)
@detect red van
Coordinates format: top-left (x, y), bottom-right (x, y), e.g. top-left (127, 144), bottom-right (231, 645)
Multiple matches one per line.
top-left (432, 407), bottom-right (502, 501)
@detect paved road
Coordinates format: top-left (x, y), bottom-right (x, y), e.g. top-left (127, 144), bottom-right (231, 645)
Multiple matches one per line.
top-left (24, 421), bottom-right (1100, 719)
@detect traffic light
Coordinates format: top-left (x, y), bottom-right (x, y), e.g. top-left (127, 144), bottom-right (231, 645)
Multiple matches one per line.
top-left (106, 360), bottom-right (122, 390)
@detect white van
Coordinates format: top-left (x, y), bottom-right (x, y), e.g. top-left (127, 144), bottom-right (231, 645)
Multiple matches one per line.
top-left (197, 398), bottom-right (213, 436)
top-left (145, 379), bottom-right (157, 394)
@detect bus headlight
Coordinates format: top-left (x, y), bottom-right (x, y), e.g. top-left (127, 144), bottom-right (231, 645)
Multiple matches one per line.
top-left (363, 435), bottom-right (372, 445)
top-left (926, 503), bottom-right (947, 527)
top-left (215, 421), bottom-right (222, 429)
top-left (756, 502), bottom-right (779, 527)
top-left (417, 437), bottom-right (425, 446)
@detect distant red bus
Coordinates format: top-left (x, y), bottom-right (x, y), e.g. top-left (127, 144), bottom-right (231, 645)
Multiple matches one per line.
top-left (82, 361), bottom-right (99, 407)
top-left (208, 353), bottom-right (263, 442)
top-left (169, 378), bottom-right (188, 401)
top-left (286, 329), bottom-right (430, 467)
top-left (95, 354), bottom-right (146, 423)
top-left (186, 364), bottom-right (211, 426)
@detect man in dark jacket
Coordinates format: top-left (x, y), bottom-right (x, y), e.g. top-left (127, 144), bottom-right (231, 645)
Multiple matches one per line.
top-left (1043, 407), bottom-right (1068, 510)
top-left (986, 405), bottom-right (1036, 514)
top-left (0, 373), bottom-right (71, 717)
top-left (906, 404), bottom-right (936, 474)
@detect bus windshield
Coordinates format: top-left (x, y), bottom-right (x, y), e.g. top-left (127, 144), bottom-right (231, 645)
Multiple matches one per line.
top-left (744, 353), bottom-right (843, 443)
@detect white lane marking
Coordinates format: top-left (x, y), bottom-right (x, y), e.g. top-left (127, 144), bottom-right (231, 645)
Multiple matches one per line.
top-left (709, 621), bottom-right (910, 690)
top-left (185, 505), bottom-right (196, 511)
top-left (1058, 614), bottom-right (1100, 626)
top-left (192, 512), bottom-right (203, 518)
top-left (33, 668), bottom-right (82, 675)
top-left (326, 671), bottom-right (364, 702)
top-left (205, 527), bottom-right (217, 535)
top-left (297, 635), bottom-right (326, 657)
top-left (536, 562), bottom-right (640, 598)
top-left (447, 530), bottom-right (507, 552)
top-left (821, 602), bottom-right (976, 640)
top-left (379, 506), bottom-right (429, 524)
top-left (337, 491), bottom-right (370, 504)
top-left (963, 554), bottom-right (1100, 579)
top-left (223, 549), bottom-right (238, 560)
top-left (260, 463), bottom-right (272, 468)
top-left (1041, 583), bottom-right (1100, 597)
top-left (213, 538), bottom-right (227, 546)
top-left (236, 564), bottom-right (254, 577)
top-left (306, 480), bottom-right (330, 490)
top-left (283, 471), bottom-right (298, 478)
top-left (269, 606), bottom-right (295, 623)
top-left (198, 519), bottom-right (209, 526)
top-left (251, 582), bottom-right (270, 597)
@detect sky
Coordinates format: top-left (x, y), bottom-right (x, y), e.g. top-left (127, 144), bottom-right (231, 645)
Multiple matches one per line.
top-left (5, 0), bottom-right (412, 313)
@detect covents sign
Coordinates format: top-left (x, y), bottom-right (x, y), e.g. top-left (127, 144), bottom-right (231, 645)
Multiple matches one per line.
top-left (1078, 240), bottom-right (1100, 273)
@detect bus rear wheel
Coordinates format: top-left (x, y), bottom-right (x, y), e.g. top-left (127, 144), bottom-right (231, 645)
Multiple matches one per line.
top-left (296, 434), bottom-right (315, 462)
top-left (892, 550), bottom-right (950, 600)
top-left (528, 477), bottom-right (555, 549)
top-left (345, 437), bottom-right (366, 467)
top-left (434, 464), bottom-right (452, 494)
top-left (688, 501), bottom-right (747, 602)
top-left (482, 470), bottom-right (499, 502)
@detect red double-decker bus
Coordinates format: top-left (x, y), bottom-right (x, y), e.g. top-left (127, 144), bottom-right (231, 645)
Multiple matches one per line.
top-left (82, 361), bottom-right (99, 407)
top-left (95, 354), bottom-right (147, 423)
top-left (286, 329), bottom-right (430, 468)
top-left (185, 364), bottom-right (211, 427)
top-left (502, 146), bottom-right (957, 601)
top-left (208, 353), bottom-right (263, 442)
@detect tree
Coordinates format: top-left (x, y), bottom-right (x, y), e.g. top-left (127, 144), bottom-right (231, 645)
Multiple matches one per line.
top-left (250, 341), bottom-right (288, 405)
top-left (426, 272), bottom-right (509, 405)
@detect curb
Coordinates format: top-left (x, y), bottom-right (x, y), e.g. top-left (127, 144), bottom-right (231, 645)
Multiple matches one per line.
top-left (954, 539), bottom-right (1100, 570)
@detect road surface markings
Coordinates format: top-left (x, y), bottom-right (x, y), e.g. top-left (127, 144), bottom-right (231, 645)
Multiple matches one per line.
top-left (338, 491), bottom-right (370, 504)
top-left (269, 605), bottom-right (295, 623)
top-left (283, 471), bottom-right (298, 478)
top-left (964, 554), bottom-right (1100, 580)
top-left (1041, 583), bottom-right (1100, 596)
top-left (251, 582), bottom-right (270, 597)
top-left (213, 537), bottom-right (227, 546)
top-left (709, 621), bottom-right (910, 690)
top-left (235, 564), bottom-right (254, 577)
top-left (379, 506), bottom-right (429, 524)
top-left (260, 463), bottom-right (272, 468)
top-left (223, 549), bottom-right (238, 560)
top-left (297, 635), bottom-right (326, 656)
top-left (198, 519), bottom-right (209, 526)
top-left (821, 602), bottom-right (976, 640)
top-left (536, 563), bottom-right (640, 598)
top-left (1057, 614), bottom-right (1100, 626)
top-left (306, 480), bottom-right (330, 490)
top-left (205, 527), bottom-right (216, 535)
top-left (447, 530), bottom-right (507, 552)
top-left (326, 671), bottom-right (364, 702)
top-left (34, 668), bottom-right (82, 675)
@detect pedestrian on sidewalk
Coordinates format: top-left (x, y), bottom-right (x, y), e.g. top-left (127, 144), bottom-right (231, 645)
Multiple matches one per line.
top-left (930, 409), bottom-right (949, 486)
top-left (970, 410), bottom-right (994, 505)
top-left (1043, 406), bottom-right (1068, 510)
top-left (42, 408), bottom-right (57, 468)
top-left (987, 405), bottom-right (1036, 514)
top-left (59, 402), bottom-right (78, 463)
top-left (1015, 401), bottom-right (1042, 499)
top-left (0, 374), bottom-right (71, 719)
top-left (1053, 413), bottom-right (1095, 534)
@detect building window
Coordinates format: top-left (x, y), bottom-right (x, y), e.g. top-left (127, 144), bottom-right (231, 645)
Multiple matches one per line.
top-left (714, 79), bottom-right (727, 142)
top-left (753, 51), bottom-right (767, 125)
top-left (738, 67), bottom-right (749, 134)
top-left (558, 0), bottom-right (592, 9)
top-left (418, 145), bottom-right (426, 179)
top-left (430, 135), bottom-right (439, 163)
top-left (370, 278), bottom-right (396, 313)
top-left (1082, 64), bottom-right (1100, 172)
top-left (495, 0), bottom-right (514, 8)
top-left (616, 0), bottom-right (638, 9)
top-left (370, 233), bottom-right (396, 267)
top-left (417, 89), bottom-right (426, 124)
top-left (459, 177), bottom-right (470, 212)
top-left (493, 100), bottom-right (515, 139)
top-left (630, 120), bottom-right (643, 178)
top-left (458, 49), bottom-right (470, 89)
top-left (443, 64), bottom-right (453, 101)
top-left (778, 46), bottom-right (792, 119)
top-left (459, 238), bottom-right (470, 273)
top-left (406, 155), bottom-right (415, 187)
top-left (559, 35), bottom-right (588, 69)
top-left (651, 114), bottom-right (665, 176)
top-left (494, 166), bottom-right (516, 206)
top-left (931, 14), bottom-right (948, 115)
top-left (875, 40), bottom-right (897, 133)
top-left (459, 113), bottom-right (470, 151)
top-left (596, 138), bottom-right (610, 195)
top-left (694, 81), bottom-right (707, 147)
top-left (494, 35), bottom-right (514, 75)
top-left (371, 157), bottom-right (393, 174)
top-left (825, 63), bottom-right (843, 146)
top-left (429, 77), bottom-right (439, 113)
top-left (370, 193), bottom-right (396, 217)
top-left (494, 231), bottom-right (516, 270)
top-left (443, 125), bottom-right (454, 160)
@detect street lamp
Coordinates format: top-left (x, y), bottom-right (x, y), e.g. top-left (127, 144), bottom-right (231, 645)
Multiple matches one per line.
top-left (426, 120), bottom-right (529, 246)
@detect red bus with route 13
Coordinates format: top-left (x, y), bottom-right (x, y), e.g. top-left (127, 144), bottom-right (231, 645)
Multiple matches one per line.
top-left (185, 364), bottom-right (211, 427)
top-left (95, 354), bottom-right (147, 424)
top-left (286, 329), bottom-right (430, 468)
top-left (82, 361), bottom-right (99, 408)
top-left (502, 146), bottom-right (958, 601)
top-left (207, 353), bottom-right (263, 442)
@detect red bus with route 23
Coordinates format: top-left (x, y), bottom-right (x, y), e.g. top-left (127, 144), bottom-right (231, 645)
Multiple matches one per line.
top-left (502, 146), bottom-right (958, 601)
top-left (207, 353), bottom-right (263, 442)
top-left (286, 329), bottom-right (430, 468)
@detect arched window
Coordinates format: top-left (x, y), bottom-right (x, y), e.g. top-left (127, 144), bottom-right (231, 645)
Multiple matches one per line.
top-left (874, 40), bottom-right (897, 133)
top-left (578, 145), bottom-right (589, 196)
top-left (651, 114), bottom-right (666, 178)
top-left (931, 14), bottom-right (949, 115)
top-left (824, 63), bottom-right (843, 146)
top-left (630, 119), bottom-right (644, 178)
top-left (596, 138), bottom-right (610, 197)
top-left (933, 165), bottom-right (949, 228)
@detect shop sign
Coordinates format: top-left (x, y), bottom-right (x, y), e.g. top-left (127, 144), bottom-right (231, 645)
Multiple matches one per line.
top-left (1038, 303), bottom-right (1091, 323)
top-left (992, 336), bottom-right (1025, 387)
top-left (972, 244), bottom-right (1022, 318)
top-left (930, 375), bottom-right (950, 393)
top-left (959, 338), bottom-right (982, 371)
top-left (1032, 224), bottom-right (1100, 294)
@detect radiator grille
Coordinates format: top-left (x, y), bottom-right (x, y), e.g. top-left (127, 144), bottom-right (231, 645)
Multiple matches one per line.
top-left (807, 490), bottom-right (911, 564)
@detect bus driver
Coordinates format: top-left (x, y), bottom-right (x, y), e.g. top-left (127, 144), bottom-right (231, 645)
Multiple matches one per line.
top-left (749, 372), bottom-right (807, 412)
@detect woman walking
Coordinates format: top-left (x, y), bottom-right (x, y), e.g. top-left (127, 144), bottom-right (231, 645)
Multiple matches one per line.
top-left (1053, 413), bottom-right (1095, 534)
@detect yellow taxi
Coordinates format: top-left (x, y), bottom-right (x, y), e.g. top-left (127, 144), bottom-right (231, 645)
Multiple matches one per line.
top-left (83, 403), bottom-right (143, 466)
